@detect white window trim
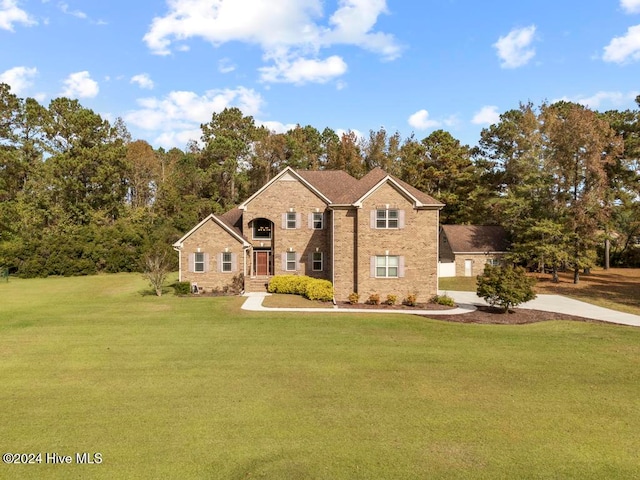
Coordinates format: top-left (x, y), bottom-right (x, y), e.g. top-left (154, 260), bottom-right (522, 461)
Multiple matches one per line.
top-left (312, 212), bottom-right (323, 230)
top-left (286, 251), bottom-right (297, 271)
top-left (376, 208), bottom-right (399, 229)
top-left (286, 212), bottom-right (297, 229)
top-left (312, 252), bottom-right (323, 271)
top-left (194, 252), bottom-right (205, 273)
top-left (222, 252), bottom-right (232, 272)
top-left (375, 255), bottom-right (399, 278)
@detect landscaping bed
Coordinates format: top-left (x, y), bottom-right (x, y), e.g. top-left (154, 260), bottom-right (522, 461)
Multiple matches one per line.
top-left (429, 305), bottom-right (606, 325)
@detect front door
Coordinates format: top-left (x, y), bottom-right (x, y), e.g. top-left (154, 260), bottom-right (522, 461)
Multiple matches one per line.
top-left (255, 251), bottom-right (270, 276)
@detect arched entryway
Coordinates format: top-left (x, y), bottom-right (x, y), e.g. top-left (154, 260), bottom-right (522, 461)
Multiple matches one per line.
top-left (250, 218), bottom-right (274, 276)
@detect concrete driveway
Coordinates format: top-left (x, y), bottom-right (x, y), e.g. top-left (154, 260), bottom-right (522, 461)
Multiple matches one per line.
top-left (243, 291), bottom-right (640, 327)
top-left (440, 290), bottom-right (640, 327)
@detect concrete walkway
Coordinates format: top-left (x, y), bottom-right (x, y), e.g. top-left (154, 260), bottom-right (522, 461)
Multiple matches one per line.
top-left (241, 292), bottom-right (477, 315)
top-left (241, 291), bottom-right (640, 327)
top-left (439, 290), bottom-right (640, 327)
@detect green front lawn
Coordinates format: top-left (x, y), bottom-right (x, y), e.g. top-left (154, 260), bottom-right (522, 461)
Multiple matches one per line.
top-left (1, 274), bottom-right (639, 479)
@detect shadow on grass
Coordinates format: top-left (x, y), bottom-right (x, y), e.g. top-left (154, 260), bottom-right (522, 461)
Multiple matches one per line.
top-left (138, 287), bottom-right (173, 297)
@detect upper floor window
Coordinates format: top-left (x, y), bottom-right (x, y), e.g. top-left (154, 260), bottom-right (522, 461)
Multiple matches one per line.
top-left (376, 208), bottom-right (399, 229)
top-left (286, 212), bottom-right (296, 229)
top-left (312, 212), bottom-right (323, 229)
top-left (253, 218), bottom-right (272, 239)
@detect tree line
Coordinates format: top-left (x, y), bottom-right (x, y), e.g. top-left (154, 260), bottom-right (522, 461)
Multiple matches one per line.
top-left (1, 83), bottom-right (638, 279)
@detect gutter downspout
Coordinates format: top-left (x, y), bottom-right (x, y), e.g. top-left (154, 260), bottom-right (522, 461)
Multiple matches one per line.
top-left (172, 245), bottom-right (182, 282)
top-left (331, 208), bottom-right (336, 305)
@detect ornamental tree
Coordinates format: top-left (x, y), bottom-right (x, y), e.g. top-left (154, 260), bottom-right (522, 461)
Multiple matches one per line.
top-left (476, 264), bottom-right (537, 313)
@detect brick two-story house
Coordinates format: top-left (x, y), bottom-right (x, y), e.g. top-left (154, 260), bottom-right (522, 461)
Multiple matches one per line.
top-left (172, 167), bottom-right (444, 302)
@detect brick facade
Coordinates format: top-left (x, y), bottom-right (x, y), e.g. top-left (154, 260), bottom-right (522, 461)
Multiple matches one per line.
top-left (174, 167), bottom-right (443, 301)
top-left (354, 183), bottom-right (439, 304)
top-left (178, 218), bottom-right (245, 292)
top-left (454, 254), bottom-right (503, 277)
top-left (242, 174), bottom-right (332, 280)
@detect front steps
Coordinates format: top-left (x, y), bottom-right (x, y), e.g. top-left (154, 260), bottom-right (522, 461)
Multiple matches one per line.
top-left (245, 276), bottom-right (271, 292)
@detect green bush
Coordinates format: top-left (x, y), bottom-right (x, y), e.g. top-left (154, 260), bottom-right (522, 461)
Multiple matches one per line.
top-left (268, 275), bottom-right (333, 302)
top-left (173, 281), bottom-right (191, 295)
top-left (305, 279), bottom-right (334, 301)
top-left (268, 275), bottom-right (311, 295)
top-left (430, 294), bottom-right (455, 307)
top-left (477, 264), bottom-right (537, 313)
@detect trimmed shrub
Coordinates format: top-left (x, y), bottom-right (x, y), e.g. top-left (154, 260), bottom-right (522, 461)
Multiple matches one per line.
top-left (386, 294), bottom-right (397, 306)
top-left (305, 279), bottom-right (333, 301)
top-left (268, 275), bottom-right (333, 302)
top-left (173, 281), bottom-right (191, 295)
top-left (430, 294), bottom-right (455, 307)
top-left (348, 292), bottom-right (359, 304)
top-left (367, 293), bottom-right (381, 305)
top-left (268, 275), bottom-right (312, 295)
top-left (403, 293), bottom-right (418, 306)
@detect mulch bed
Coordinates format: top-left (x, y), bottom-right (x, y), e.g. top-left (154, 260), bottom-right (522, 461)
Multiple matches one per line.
top-left (424, 305), bottom-right (605, 325)
top-left (337, 302), bottom-right (454, 311)
top-left (338, 302), bottom-right (603, 325)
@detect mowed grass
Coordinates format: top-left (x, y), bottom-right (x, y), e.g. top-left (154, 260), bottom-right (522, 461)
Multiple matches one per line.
top-left (1, 274), bottom-right (640, 479)
top-left (439, 268), bottom-right (640, 316)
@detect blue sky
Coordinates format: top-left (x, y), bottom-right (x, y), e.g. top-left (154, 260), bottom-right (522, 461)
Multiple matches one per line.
top-left (2, 0), bottom-right (640, 150)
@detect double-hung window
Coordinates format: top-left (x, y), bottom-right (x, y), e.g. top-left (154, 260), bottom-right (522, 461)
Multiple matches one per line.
top-left (194, 252), bottom-right (205, 273)
top-left (376, 208), bottom-right (399, 229)
top-left (221, 252), bottom-right (232, 272)
top-left (312, 252), bottom-right (323, 271)
top-left (286, 251), bottom-right (297, 271)
top-left (376, 255), bottom-right (399, 278)
top-left (312, 212), bottom-right (323, 229)
top-left (286, 212), bottom-right (297, 229)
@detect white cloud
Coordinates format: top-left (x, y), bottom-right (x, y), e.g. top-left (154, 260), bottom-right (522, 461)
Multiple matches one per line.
top-left (130, 73), bottom-right (155, 90)
top-left (143, 0), bottom-right (400, 84)
top-left (472, 106), bottom-right (501, 125)
top-left (259, 120), bottom-right (298, 133)
top-left (60, 71), bottom-right (99, 98)
top-left (124, 87), bottom-right (264, 148)
top-left (621, 0), bottom-right (640, 14)
top-left (555, 90), bottom-right (640, 109)
top-left (0, 66), bottom-right (37, 94)
top-left (603, 24), bottom-right (640, 63)
top-left (58, 2), bottom-right (87, 19)
top-left (494, 25), bottom-right (537, 69)
top-left (259, 55), bottom-right (347, 84)
top-left (218, 58), bottom-right (236, 74)
top-left (0, 0), bottom-right (37, 31)
top-left (408, 109), bottom-right (441, 130)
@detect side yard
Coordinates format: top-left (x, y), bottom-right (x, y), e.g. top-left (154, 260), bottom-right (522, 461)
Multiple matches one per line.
top-left (439, 268), bottom-right (640, 316)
